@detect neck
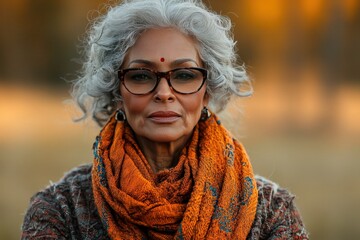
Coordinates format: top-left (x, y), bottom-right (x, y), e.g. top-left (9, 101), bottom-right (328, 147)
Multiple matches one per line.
top-left (135, 136), bottom-right (190, 173)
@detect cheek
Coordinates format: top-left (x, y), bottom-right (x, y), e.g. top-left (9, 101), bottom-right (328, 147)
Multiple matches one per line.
top-left (182, 91), bottom-right (207, 119)
top-left (122, 94), bottom-right (150, 132)
top-left (121, 89), bottom-right (149, 116)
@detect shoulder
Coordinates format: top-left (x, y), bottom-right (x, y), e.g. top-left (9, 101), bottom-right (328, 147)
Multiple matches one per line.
top-left (54, 163), bottom-right (93, 190)
top-left (255, 175), bottom-right (295, 206)
top-left (30, 164), bottom-right (93, 206)
top-left (246, 176), bottom-right (309, 239)
top-left (22, 164), bottom-right (107, 239)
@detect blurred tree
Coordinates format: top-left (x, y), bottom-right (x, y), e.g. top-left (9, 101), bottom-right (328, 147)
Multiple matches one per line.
top-left (0, 0), bottom-right (359, 88)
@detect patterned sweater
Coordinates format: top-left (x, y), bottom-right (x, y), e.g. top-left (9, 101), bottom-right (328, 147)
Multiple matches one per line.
top-left (21, 164), bottom-right (309, 239)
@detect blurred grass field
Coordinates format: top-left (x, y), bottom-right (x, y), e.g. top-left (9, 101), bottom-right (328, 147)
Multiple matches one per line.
top-left (1, 78), bottom-right (359, 239)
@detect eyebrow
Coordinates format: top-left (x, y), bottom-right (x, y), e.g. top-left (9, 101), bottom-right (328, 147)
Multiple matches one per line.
top-left (128, 59), bottom-right (154, 67)
top-left (171, 58), bottom-right (199, 67)
top-left (128, 58), bottom-right (199, 68)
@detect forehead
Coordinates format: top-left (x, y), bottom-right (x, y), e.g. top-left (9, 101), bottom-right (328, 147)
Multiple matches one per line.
top-left (125, 28), bottom-right (200, 62)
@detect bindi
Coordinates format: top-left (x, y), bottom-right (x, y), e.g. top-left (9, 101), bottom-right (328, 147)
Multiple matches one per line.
top-left (160, 57), bottom-right (165, 62)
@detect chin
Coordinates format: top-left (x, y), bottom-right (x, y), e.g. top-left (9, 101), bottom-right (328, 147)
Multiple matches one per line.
top-left (143, 127), bottom-right (190, 143)
top-left (147, 133), bottom-right (183, 143)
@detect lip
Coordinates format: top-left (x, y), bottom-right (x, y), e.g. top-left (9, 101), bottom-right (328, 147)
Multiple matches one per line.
top-left (148, 111), bottom-right (181, 123)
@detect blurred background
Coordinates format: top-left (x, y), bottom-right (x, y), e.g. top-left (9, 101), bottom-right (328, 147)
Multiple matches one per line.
top-left (0, 0), bottom-right (359, 239)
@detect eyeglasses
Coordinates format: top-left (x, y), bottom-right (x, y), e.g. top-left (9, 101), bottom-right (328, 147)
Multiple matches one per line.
top-left (118, 67), bottom-right (207, 95)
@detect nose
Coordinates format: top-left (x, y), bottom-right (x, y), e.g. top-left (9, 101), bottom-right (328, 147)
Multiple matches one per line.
top-left (153, 77), bottom-right (175, 102)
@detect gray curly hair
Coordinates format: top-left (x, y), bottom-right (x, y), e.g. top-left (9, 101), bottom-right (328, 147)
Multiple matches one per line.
top-left (71, 0), bottom-right (252, 126)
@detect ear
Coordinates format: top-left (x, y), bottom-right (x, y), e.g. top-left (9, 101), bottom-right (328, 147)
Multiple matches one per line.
top-left (203, 91), bottom-right (210, 106)
top-left (116, 99), bottom-right (124, 109)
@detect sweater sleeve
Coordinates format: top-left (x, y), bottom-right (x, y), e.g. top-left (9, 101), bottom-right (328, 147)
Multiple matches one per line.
top-left (21, 186), bottom-right (69, 240)
top-left (247, 176), bottom-right (309, 239)
top-left (21, 164), bottom-right (109, 240)
top-left (267, 194), bottom-right (308, 239)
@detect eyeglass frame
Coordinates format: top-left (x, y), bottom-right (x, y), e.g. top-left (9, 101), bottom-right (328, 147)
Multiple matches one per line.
top-left (118, 67), bottom-right (208, 95)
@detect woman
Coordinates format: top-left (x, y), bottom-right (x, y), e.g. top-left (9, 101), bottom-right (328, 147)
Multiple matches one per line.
top-left (22, 0), bottom-right (308, 239)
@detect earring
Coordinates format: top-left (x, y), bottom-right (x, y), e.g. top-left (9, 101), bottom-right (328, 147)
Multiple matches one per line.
top-left (200, 106), bottom-right (211, 121)
top-left (115, 109), bottom-right (126, 122)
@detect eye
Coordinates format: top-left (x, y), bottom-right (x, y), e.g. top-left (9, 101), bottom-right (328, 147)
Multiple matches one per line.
top-left (172, 69), bottom-right (198, 81)
top-left (126, 70), bottom-right (155, 82)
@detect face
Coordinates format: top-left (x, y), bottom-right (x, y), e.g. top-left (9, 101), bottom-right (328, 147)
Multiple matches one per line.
top-left (120, 28), bottom-right (209, 144)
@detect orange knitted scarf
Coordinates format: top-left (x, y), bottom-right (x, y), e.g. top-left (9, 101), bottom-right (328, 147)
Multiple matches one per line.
top-left (92, 114), bottom-right (258, 239)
